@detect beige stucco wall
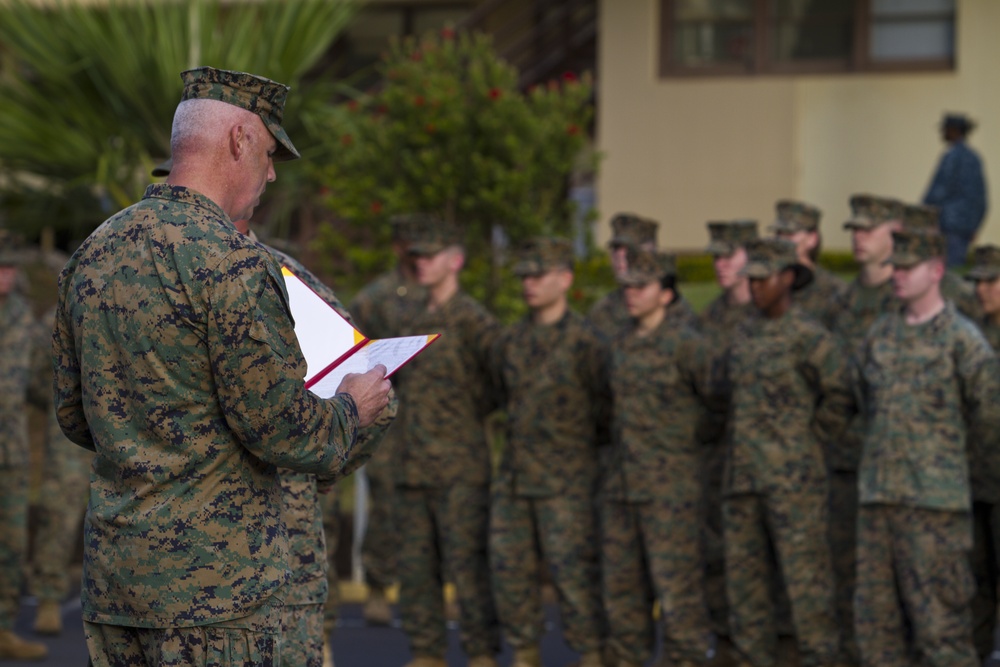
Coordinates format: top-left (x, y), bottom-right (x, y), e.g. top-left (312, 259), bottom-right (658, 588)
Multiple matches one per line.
top-left (596, 0), bottom-right (1000, 252)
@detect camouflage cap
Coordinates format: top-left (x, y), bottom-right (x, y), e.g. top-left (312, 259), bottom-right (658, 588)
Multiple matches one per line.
top-left (771, 200), bottom-right (821, 233)
top-left (406, 214), bottom-right (463, 256)
top-left (965, 244), bottom-right (1000, 281)
top-left (151, 157), bottom-right (172, 178)
top-left (389, 213), bottom-right (432, 244)
top-left (617, 247), bottom-right (676, 286)
top-left (843, 194), bottom-right (904, 230)
top-left (0, 229), bottom-right (26, 266)
top-left (181, 66), bottom-right (300, 162)
top-left (512, 236), bottom-right (574, 277)
top-left (706, 219), bottom-right (759, 256)
top-left (888, 230), bottom-right (945, 268)
top-left (901, 202), bottom-right (941, 233)
top-left (608, 213), bottom-right (658, 249)
top-left (741, 237), bottom-right (812, 290)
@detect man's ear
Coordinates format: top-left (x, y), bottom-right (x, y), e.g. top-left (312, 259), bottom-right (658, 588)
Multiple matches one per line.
top-left (229, 124), bottom-right (247, 161)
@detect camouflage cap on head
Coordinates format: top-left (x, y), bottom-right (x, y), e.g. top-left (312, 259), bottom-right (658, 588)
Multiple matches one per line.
top-left (706, 219), bottom-right (759, 256)
top-left (741, 237), bottom-right (813, 291)
top-left (771, 200), bottom-right (821, 233)
top-left (512, 236), bottom-right (574, 277)
top-left (901, 202), bottom-right (941, 233)
top-left (389, 213), bottom-right (432, 244)
top-left (843, 194), bottom-right (904, 230)
top-left (617, 247), bottom-right (676, 287)
top-left (406, 214), bottom-right (463, 256)
top-left (888, 230), bottom-right (945, 268)
top-left (181, 66), bottom-right (300, 162)
top-left (965, 245), bottom-right (1000, 282)
top-left (608, 213), bottom-right (658, 249)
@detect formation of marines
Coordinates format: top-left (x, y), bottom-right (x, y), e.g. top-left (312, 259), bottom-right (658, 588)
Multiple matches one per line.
top-left (0, 66), bottom-right (996, 667)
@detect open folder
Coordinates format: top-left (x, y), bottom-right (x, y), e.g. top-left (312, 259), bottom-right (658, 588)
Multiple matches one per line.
top-left (281, 266), bottom-right (440, 399)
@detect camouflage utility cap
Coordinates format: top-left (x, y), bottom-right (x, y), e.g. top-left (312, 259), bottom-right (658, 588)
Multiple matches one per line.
top-left (706, 219), bottom-right (758, 256)
top-left (771, 200), bottom-right (821, 233)
top-left (617, 247), bottom-right (676, 286)
top-left (181, 66), bottom-right (300, 161)
top-left (741, 237), bottom-right (812, 290)
top-left (406, 215), bottom-right (463, 256)
top-left (901, 203), bottom-right (941, 233)
top-left (390, 213), bottom-right (434, 244)
top-left (965, 245), bottom-right (1000, 282)
top-left (609, 213), bottom-right (658, 249)
top-left (889, 230), bottom-right (945, 268)
top-left (844, 194), bottom-right (903, 230)
top-left (512, 236), bottom-right (574, 276)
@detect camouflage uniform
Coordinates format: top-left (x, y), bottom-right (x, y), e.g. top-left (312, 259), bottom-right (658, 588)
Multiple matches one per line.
top-left (350, 235), bottom-right (425, 599)
top-left (722, 239), bottom-right (850, 667)
top-left (962, 245), bottom-right (1000, 659)
top-left (698, 220), bottom-right (759, 644)
top-left (53, 68), bottom-right (377, 665)
top-left (828, 194), bottom-right (905, 664)
top-left (588, 213), bottom-right (659, 341)
top-left (853, 231), bottom-right (1000, 667)
top-left (393, 220), bottom-right (501, 661)
top-left (770, 200), bottom-right (847, 331)
top-left (489, 238), bottom-right (607, 661)
top-left (602, 249), bottom-right (715, 666)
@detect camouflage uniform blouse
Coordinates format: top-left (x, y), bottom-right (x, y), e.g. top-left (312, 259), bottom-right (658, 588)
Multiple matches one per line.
top-left (395, 291), bottom-right (499, 488)
top-left (492, 310), bottom-right (609, 497)
top-left (857, 302), bottom-right (1000, 511)
top-left (588, 288), bottom-right (631, 341)
top-left (0, 293), bottom-right (35, 467)
top-left (604, 311), bottom-right (716, 503)
top-left (53, 184), bottom-right (364, 628)
top-left (794, 265), bottom-right (847, 330)
top-left (350, 268), bottom-right (425, 340)
top-left (724, 308), bottom-right (854, 496)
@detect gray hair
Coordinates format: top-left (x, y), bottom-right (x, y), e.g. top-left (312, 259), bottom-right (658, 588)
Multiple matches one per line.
top-left (170, 98), bottom-right (259, 158)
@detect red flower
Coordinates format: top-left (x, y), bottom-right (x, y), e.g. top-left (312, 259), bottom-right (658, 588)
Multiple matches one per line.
top-left (414, 95), bottom-right (425, 107)
top-left (425, 123), bottom-right (436, 134)
top-left (488, 87), bottom-right (502, 100)
top-left (563, 71), bottom-right (578, 83)
top-left (371, 201), bottom-right (383, 214)
top-left (567, 124), bottom-right (580, 136)
top-left (441, 26), bottom-right (455, 40)
top-left (341, 134), bottom-right (353, 146)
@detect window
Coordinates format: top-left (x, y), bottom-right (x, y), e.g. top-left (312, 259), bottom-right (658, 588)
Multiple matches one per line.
top-left (659, 0), bottom-right (955, 76)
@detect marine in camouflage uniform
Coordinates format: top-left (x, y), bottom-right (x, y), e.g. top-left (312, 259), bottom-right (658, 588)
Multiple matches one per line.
top-left (393, 217), bottom-right (501, 667)
top-left (853, 230), bottom-right (1000, 667)
top-left (588, 213), bottom-right (659, 341)
top-left (602, 248), bottom-right (716, 667)
top-left (349, 214), bottom-right (426, 625)
top-left (698, 220), bottom-right (759, 657)
top-left (828, 194), bottom-right (905, 665)
top-left (53, 68), bottom-right (390, 666)
top-left (962, 244), bottom-right (1000, 660)
top-left (0, 236), bottom-right (48, 661)
top-left (722, 238), bottom-right (851, 667)
top-left (489, 238), bottom-right (607, 667)
top-left (770, 200), bottom-right (847, 330)
top-left (29, 305), bottom-right (95, 637)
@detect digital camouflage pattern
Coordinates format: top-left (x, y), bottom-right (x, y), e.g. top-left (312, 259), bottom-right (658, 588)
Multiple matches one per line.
top-left (280, 604), bottom-right (325, 667)
top-left (511, 236), bottom-right (574, 276)
top-left (350, 267), bottom-right (425, 591)
top-left (587, 288), bottom-right (631, 342)
top-left (489, 309), bottom-right (607, 653)
top-left (53, 184), bottom-right (371, 628)
top-left (602, 309), bottom-right (716, 665)
top-left (722, 307), bottom-right (851, 667)
top-left (965, 244), bottom-right (1000, 282)
top-left (180, 67), bottom-right (299, 161)
top-left (856, 301), bottom-right (1000, 512)
top-left (770, 200), bottom-right (821, 233)
top-left (854, 505), bottom-right (977, 667)
top-left (793, 265), bottom-right (848, 331)
top-left (843, 195), bottom-right (904, 231)
top-left (393, 290), bottom-right (501, 659)
top-left (608, 213), bottom-right (658, 248)
top-left (0, 290), bottom-right (36, 631)
top-left (706, 220), bottom-right (758, 256)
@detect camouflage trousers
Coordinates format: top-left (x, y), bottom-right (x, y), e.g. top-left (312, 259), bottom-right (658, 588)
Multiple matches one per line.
top-left (396, 484), bottom-right (500, 659)
top-left (854, 504), bottom-right (977, 667)
top-left (320, 490), bottom-right (339, 633)
top-left (281, 603), bottom-right (324, 667)
top-left (701, 442), bottom-right (729, 638)
top-left (489, 488), bottom-right (603, 654)
top-left (971, 500), bottom-right (1000, 660)
top-left (602, 488), bottom-right (712, 665)
top-left (0, 467), bottom-right (28, 631)
top-left (361, 450), bottom-right (399, 592)
top-left (828, 469), bottom-right (859, 665)
top-left (30, 436), bottom-right (93, 601)
top-left (84, 596), bottom-right (282, 667)
top-left (723, 489), bottom-right (839, 667)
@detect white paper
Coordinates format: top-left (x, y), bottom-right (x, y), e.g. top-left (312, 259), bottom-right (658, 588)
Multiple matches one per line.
top-left (305, 336), bottom-right (436, 399)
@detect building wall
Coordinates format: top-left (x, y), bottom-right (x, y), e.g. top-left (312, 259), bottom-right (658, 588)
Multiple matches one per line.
top-left (596, 0), bottom-right (1000, 252)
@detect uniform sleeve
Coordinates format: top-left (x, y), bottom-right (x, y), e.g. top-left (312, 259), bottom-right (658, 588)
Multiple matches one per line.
top-left (53, 268), bottom-right (96, 451)
top-left (680, 330), bottom-right (726, 445)
top-left (958, 331), bottom-right (1000, 493)
top-left (805, 330), bottom-right (857, 443)
top-left (206, 249), bottom-right (361, 475)
top-left (27, 314), bottom-right (52, 409)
